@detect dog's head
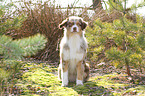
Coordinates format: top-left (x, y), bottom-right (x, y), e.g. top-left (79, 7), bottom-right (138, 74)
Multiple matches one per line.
top-left (59, 16), bottom-right (88, 33)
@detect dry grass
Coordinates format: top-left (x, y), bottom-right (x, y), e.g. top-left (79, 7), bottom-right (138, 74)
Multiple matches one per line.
top-left (6, 1), bottom-right (66, 61)
top-left (5, 0), bottom-right (142, 62)
top-left (5, 1), bottom-right (91, 62)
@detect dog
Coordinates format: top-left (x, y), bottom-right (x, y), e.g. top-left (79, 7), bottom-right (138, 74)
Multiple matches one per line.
top-left (58, 16), bottom-right (89, 86)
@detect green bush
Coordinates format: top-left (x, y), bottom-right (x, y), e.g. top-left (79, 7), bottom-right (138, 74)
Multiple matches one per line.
top-left (0, 1), bottom-right (47, 94)
top-left (86, 17), bottom-right (145, 76)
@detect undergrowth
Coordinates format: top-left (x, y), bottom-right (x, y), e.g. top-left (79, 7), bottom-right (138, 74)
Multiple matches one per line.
top-left (1, 61), bottom-right (144, 96)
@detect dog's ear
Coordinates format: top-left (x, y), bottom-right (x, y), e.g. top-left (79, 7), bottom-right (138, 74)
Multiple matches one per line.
top-left (59, 18), bottom-right (68, 29)
top-left (79, 19), bottom-right (88, 30)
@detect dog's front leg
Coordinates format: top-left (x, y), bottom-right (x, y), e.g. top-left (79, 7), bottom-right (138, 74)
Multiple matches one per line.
top-left (76, 61), bottom-right (84, 85)
top-left (61, 60), bottom-right (69, 87)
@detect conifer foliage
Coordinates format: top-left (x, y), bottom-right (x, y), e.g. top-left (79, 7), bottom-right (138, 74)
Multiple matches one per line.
top-left (0, 34), bottom-right (47, 60)
top-left (87, 18), bottom-right (145, 76)
top-left (0, 1), bottom-right (47, 60)
top-left (0, 2), bottom-right (47, 94)
top-left (87, 0), bottom-right (145, 76)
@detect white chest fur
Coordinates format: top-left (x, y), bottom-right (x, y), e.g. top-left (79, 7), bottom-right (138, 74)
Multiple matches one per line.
top-left (68, 34), bottom-right (83, 60)
top-left (60, 34), bottom-right (85, 62)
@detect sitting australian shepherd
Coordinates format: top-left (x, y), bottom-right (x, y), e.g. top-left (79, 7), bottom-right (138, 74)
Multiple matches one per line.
top-left (58, 16), bottom-right (90, 86)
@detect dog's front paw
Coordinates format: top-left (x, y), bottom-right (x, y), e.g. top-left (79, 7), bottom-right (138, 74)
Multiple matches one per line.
top-left (61, 82), bottom-right (68, 87)
top-left (61, 71), bottom-right (68, 87)
top-left (76, 79), bottom-right (83, 86)
top-left (61, 79), bottom-right (68, 87)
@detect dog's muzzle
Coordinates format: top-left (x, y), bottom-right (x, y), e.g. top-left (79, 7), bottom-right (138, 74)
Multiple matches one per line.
top-left (71, 25), bottom-right (79, 32)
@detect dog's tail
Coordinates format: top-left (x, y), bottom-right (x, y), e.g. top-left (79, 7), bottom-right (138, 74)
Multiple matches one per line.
top-left (84, 63), bottom-right (90, 82)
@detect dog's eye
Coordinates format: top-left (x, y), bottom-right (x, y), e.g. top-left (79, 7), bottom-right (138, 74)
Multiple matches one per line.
top-left (77, 22), bottom-right (81, 26)
top-left (68, 22), bottom-right (73, 27)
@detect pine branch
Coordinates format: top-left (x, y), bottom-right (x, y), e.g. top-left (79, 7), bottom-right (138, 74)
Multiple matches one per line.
top-left (14, 33), bottom-right (47, 57)
top-left (131, 1), bottom-right (145, 10)
top-left (108, 0), bottom-right (124, 12)
top-left (0, 35), bottom-right (23, 59)
top-left (0, 34), bottom-right (47, 60)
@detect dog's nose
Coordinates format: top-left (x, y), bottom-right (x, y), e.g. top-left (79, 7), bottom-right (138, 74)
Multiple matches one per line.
top-left (73, 27), bottom-right (77, 31)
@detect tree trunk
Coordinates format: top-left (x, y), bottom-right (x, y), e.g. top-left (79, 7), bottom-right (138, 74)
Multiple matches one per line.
top-left (139, 62), bottom-right (142, 73)
top-left (125, 58), bottom-right (131, 76)
top-left (92, 0), bottom-right (102, 9)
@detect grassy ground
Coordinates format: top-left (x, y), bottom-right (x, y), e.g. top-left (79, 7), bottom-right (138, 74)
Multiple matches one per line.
top-left (1, 61), bottom-right (145, 96)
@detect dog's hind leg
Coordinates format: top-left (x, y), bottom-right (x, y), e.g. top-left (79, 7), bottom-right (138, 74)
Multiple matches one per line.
top-left (83, 63), bottom-right (90, 82)
top-left (58, 64), bottom-right (62, 81)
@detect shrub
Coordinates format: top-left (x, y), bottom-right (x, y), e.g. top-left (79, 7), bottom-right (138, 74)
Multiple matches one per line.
top-left (86, 17), bottom-right (145, 76)
top-left (4, 0), bottom-right (91, 62)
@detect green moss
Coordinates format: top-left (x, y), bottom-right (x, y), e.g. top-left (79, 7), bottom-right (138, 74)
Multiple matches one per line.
top-left (49, 86), bottom-right (78, 96)
top-left (73, 81), bottom-right (111, 96)
top-left (14, 62), bottom-right (145, 96)
top-left (122, 86), bottom-right (145, 96)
